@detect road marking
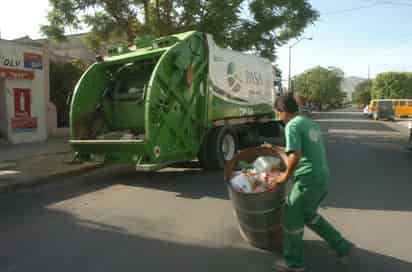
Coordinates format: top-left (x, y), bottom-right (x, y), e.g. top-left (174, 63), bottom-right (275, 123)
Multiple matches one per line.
top-left (327, 129), bottom-right (403, 135)
top-left (316, 119), bottom-right (375, 123)
top-left (313, 111), bottom-right (362, 114)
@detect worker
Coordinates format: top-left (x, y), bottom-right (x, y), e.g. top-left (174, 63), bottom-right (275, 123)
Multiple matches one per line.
top-left (269, 95), bottom-right (353, 272)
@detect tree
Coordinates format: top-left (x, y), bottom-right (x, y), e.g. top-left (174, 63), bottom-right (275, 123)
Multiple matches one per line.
top-left (293, 66), bottom-right (345, 109)
top-left (50, 60), bottom-right (87, 127)
top-left (371, 72), bottom-right (412, 99)
top-left (352, 80), bottom-right (372, 106)
top-left (273, 65), bottom-right (282, 92)
top-left (41, 0), bottom-right (319, 60)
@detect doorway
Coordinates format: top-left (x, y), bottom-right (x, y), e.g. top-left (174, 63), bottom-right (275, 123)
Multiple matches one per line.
top-left (0, 78), bottom-right (6, 140)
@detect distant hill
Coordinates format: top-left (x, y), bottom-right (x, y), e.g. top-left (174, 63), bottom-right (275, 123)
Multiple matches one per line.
top-left (341, 77), bottom-right (366, 101)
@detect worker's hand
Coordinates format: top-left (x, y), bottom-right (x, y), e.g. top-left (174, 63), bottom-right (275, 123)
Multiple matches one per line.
top-left (268, 173), bottom-right (288, 187)
top-left (261, 143), bottom-right (272, 149)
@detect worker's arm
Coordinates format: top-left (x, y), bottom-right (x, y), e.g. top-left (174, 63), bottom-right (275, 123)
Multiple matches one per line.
top-left (269, 151), bottom-right (301, 186)
top-left (270, 121), bottom-right (301, 185)
top-left (261, 144), bottom-right (285, 153)
top-left (277, 146), bottom-right (286, 153)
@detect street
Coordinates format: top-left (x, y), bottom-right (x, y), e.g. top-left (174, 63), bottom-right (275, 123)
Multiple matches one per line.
top-left (1, 112), bottom-right (411, 272)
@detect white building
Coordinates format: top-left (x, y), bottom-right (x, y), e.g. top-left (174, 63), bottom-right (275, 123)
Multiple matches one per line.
top-left (0, 39), bottom-right (56, 143)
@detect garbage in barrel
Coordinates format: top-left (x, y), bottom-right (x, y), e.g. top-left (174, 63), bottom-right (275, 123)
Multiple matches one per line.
top-left (224, 146), bottom-right (288, 250)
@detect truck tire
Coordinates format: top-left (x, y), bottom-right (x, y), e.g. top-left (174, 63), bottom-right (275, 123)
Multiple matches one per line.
top-left (199, 126), bottom-right (238, 169)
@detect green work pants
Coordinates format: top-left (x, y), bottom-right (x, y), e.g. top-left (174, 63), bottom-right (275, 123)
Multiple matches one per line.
top-left (282, 176), bottom-right (351, 269)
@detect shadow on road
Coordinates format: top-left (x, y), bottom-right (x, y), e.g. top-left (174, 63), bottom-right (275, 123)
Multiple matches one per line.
top-left (1, 208), bottom-right (411, 272)
top-left (116, 162), bottom-right (229, 200)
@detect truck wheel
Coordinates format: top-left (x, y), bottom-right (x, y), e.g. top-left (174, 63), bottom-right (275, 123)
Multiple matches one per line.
top-left (200, 126), bottom-right (238, 169)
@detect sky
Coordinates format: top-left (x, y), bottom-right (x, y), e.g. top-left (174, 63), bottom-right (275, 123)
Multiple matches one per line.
top-left (1, 0), bottom-right (412, 79)
top-left (276, 0), bottom-right (412, 80)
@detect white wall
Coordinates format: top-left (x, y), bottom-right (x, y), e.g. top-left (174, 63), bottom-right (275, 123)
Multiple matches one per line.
top-left (0, 40), bottom-right (48, 143)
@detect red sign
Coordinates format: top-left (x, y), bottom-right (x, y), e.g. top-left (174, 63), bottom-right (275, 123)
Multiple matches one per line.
top-left (0, 67), bottom-right (34, 80)
top-left (11, 88), bottom-right (38, 130)
top-left (11, 117), bottom-right (38, 129)
top-left (14, 88), bottom-right (31, 117)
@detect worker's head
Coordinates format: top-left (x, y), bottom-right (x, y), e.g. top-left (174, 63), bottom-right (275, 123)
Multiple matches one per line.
top-left (274, 95), bottom-right (299, 122)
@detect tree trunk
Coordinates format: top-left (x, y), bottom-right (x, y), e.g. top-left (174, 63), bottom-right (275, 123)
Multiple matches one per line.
top-left (143, 0), bottom-right (149, 24)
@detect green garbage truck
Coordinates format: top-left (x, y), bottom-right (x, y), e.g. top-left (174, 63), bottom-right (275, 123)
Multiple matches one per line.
top-left (69, 31), bottom-right (280, 170)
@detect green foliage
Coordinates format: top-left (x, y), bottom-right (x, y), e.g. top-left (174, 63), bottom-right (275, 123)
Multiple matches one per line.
top-left (372, 72), bottom-right (412, 99)
top-left (352, 80), bottom-right (372, 106)
top-left (273, 65), bottom-right (282, 90)
top-left (293, 66), bottom-right (346, 108)
top-left (50, 60), bottom-right (87, 127)
top-left (41, 0), bottom-right (319, 61)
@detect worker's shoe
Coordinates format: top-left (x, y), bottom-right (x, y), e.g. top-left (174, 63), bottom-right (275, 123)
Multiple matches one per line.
top-left (337, 242), bottom-right (355, 265)
top-left (272, 259), bottom-right (305, 272)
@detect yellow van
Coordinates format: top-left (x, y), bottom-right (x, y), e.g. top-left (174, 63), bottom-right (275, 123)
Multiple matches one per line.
top-left (368, 99), bottom-right (412, 118)
top-left (394, 99), bottom-right (412, 117)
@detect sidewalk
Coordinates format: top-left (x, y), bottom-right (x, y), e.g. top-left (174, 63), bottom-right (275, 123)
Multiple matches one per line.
top-left (0, 133), bottom-right (102, 193)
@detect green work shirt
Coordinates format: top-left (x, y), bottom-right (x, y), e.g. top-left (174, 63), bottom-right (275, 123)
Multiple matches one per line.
top-left (285, 115), bottom-right (330, 184)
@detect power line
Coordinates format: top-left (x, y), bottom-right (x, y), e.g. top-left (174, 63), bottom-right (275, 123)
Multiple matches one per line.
top-left (377, 1), bottom-right (412, 6)
top-left (322, 1), bottom-right (412, 16)
top-left (322, 3), bottom-right (382, 15)
top-left (363, 0), bottom-right (412, 5)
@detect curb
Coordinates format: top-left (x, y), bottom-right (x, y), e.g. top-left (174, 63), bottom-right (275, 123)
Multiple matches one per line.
top-left (0, 163), bottom-right (104, 194)
top-left (0, 163), bottom-right (17, 170)
top-left (0, 150), bottom-right (72, 165)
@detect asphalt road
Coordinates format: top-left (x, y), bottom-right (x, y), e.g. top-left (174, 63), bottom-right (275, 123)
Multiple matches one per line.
top-left (1, 112), bottom-right (411, 272)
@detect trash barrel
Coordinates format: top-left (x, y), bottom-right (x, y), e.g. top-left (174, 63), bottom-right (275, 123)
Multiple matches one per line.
top-left (224, 146), bottom-right (288, 250)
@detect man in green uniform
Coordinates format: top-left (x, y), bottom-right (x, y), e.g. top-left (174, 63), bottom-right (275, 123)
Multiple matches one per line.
top-left (269, 95), bottom-right (353, 272)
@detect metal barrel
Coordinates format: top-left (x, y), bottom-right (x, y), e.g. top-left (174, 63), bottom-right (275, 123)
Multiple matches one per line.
top-left (224, 147), bottom-right (288, 250)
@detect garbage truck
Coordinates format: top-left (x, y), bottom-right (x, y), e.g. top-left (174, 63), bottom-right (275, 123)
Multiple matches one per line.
top-left (69, 31), bottom-right (280, 170)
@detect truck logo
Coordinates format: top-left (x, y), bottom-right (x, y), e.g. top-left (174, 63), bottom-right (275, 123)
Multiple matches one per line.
top-left (227, 62), bottom-right (242, 93)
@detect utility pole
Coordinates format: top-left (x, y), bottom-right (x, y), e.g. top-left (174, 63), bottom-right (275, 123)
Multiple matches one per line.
top-left (288, 37), bottom-right (313, 93)
top-left (368, 66), bottom-right (371, 95)
top-left (288, 46), bottom-right (292, 92)
top-left (368, 66), bottom-right (370, 83)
